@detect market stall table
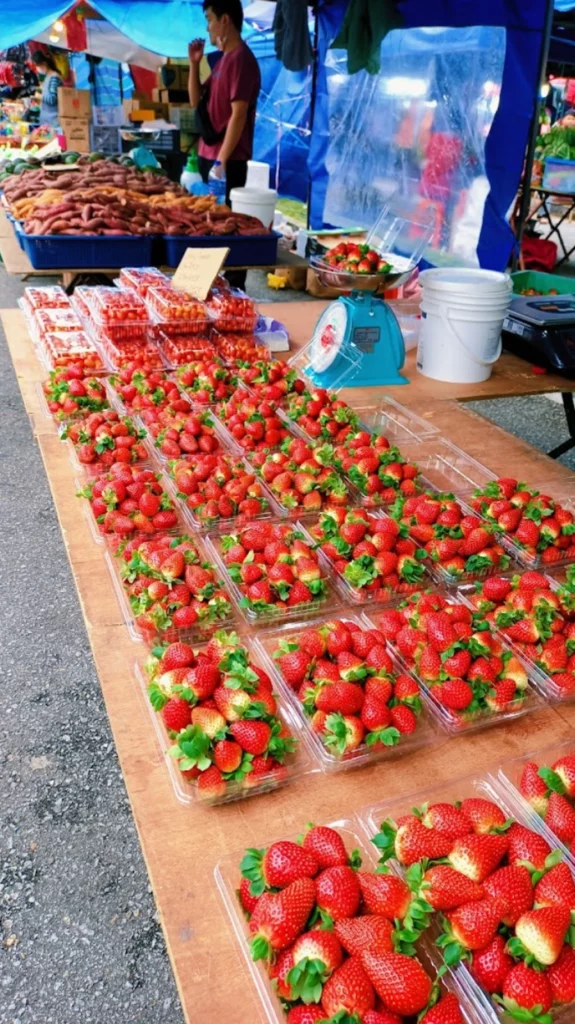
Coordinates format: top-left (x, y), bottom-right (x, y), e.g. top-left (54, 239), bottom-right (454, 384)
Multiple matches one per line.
top-left (514, 183), bottom-right (575, 266)
top-left (4, 302), bottom-right (575, 1024)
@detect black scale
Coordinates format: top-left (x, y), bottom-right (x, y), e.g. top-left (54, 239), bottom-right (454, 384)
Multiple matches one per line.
top-left (502, 295), bottom-right (575, 374)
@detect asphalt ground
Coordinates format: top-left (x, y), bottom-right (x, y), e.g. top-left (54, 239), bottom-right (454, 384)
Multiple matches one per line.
top-left (0, 266), bottom-right (572, 1023)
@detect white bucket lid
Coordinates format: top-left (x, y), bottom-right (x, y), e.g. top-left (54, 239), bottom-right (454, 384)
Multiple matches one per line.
top-left (420, 267), bottom-right (511, 294)
top-left (229, 187), bottom-right (278, 201)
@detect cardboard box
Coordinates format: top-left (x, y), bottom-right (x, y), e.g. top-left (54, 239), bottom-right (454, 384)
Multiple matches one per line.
top-left (60, 116), bottom-right (91, 153)
top-left (58, 88), bottom-right (91, 120)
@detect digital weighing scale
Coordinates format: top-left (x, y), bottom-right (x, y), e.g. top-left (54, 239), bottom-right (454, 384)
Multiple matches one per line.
top-left (502, 294), bottom-right (575, 374)
top-left (295, 201), bottom-right (434, 389)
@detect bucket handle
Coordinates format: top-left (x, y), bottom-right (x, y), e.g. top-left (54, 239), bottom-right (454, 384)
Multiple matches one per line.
top-left (445, 308), bottom-right (502, 366)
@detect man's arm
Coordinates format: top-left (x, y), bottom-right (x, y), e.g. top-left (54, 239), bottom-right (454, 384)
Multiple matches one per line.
top-left (217, 100), bottom-right (249, 167)
top-left (188, 39), bottom-right (204, 108)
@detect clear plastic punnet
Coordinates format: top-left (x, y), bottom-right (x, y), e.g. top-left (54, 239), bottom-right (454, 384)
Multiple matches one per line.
top-left (156, 330), bottom-right (216, 368)
top-left (205, 518), bottom-right (338, 626)
top-left (88, 286), bottom-right (149, 342)
top-left (134, 635), bottom-right (316, 807)
top-left (398, 438), bottom-right (497, 497)
top-left (98, 332), bottom-right (165, 372)
top-left (42, 330), bottom-right (105, 373)
top-left (355, 394), bottom-right (439, 442)
top-left (119, 267), bottom-right (171, 296)
top-left (363, 590), bottom-right (544, 734)
top-left (74, 467), bottom-right (183, 547)
top-left (35, 307), bottom-right (84, 339)
top-left (254, 612), bottom-right (446, 772)
top-left (212, 330), bottom-right (270, 365)
top-left (287, 325), bottom-right (363, 393)
top-left (359, 764), bottom-right (575, 1024)
top-left (206, 289), bottom-right (258, 333)
top-left (23, 285), bottom-right (70, 311)
top-left (145, 286), bottom-right (211, 336)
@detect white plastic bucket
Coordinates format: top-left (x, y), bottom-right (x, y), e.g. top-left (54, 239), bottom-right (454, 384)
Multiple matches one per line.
top-left (230, 187), bottom-right (278, 231)
top-left (417, 268), bottom-right (511, 384)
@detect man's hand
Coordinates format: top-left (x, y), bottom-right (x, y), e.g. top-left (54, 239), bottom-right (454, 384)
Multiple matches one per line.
top-left (188, 39), bottom-right (205, 64)
top-left (211, 162), bottom-right (225, 180)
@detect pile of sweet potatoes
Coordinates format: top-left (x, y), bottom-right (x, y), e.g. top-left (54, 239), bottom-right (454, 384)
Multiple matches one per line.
top-left (3, 161), bottom-right (183, 205)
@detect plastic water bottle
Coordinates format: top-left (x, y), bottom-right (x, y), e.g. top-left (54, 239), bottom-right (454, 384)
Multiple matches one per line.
top-left (208, 160), bottom-right (227, 201)
top-left (180, 151), bottom-right (202, 192)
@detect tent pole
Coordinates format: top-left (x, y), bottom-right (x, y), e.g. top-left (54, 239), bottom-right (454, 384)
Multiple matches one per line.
top-left (306, 4), bottom-right (320, 230)
top-left (512, 0), bottom-right (555, 270)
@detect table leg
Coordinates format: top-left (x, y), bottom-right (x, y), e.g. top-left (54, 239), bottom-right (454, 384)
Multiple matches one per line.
top-left (538, 195), bottom-right (575, 265)
top-left (547, 392), bottom-right (575, 458)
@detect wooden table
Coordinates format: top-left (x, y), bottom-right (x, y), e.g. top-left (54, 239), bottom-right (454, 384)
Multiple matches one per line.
top-left (4, 302), bottom-right (575, 1024)
top-left (0, 209), bottom-right (307, 288)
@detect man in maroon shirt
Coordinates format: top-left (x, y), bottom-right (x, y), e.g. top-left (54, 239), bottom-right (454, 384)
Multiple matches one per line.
top-left (188, 0), bottom-right (261, 202)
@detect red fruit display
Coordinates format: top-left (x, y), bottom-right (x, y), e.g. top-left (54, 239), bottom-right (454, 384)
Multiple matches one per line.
top-left (157, 331), bottom-right (216, 367)
top-left (168, 453), bottom-right (273, 528)
top-left (206, 290), bottom-right (258, 332)
top-left (236, 359), bottom-right (306, 402)
top-left (518, 747), bottom-right (575, 850)
top-left (42, 366), bottom-right (108, 422)
top-left (62, 411), bottom-right (149, 470)
top-left (370, 590), bottom-right (529, 726)
top-left (249, 438), bottom-right (351, 516)
top-left (389, 492), bottom-right (510, 579)
top-left (108, 366), bottom-right (188, 413)
top-left (470, 477), bottom-right (575, 565)
top-left (212, 332), bottom-right (270, 364)
top-left (212, 522), bottom-right (330, 620)
top-left (147, 408), bottom-right (221, 461)
top-left (285, 387), bottom-right (360, 443)
top-left (117, 533), bottom-right (232, 641)
top-left (308, 507), bottom-right (427, 602)
top-left (216, 389), bottom-right (292, 451)
top-left (267, 617), bottom-right (424, 759)
top-left (322, 433), bottom-right (421, 507)
top-left (175, 358), bottom-right (238, 405)
top-left (77, 465), bottom-right (178, 541)
top-left (145, 633), bottom-right (296, 802)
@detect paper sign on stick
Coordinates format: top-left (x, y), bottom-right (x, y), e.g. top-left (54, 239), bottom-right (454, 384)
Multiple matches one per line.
top-left (172, 247), bottom-right (230, 300)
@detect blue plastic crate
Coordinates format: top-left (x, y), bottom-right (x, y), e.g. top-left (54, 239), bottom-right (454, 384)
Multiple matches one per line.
top-left (163, 231), bottom-right (279, 268)
top-left (542, 157), bottom-right (575, 194)
top-left (20, 233), bottom-right (155, 270)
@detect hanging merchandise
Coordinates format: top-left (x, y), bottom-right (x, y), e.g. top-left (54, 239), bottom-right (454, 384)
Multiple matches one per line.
top-left (332, 0), bottom-right (404, 75)
top-left (272, 0), bottom-right (313, 73)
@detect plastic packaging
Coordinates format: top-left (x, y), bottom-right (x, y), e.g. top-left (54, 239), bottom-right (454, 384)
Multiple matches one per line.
top-left (98, 332), bottom-right (165, 371)
top-left (206, 290), bottom-right (258, 333)
top-left (35, 308), bottom-right (84, 339)
top-left (23, 285), bottom-right (70, 311)
top-left (205, 519), bottom-right (337, 626)
top-left (88, 287), bottom-right (149, 341)
top-left (165, 452), bottom-right (283, 532)
top-left (254, 613), bottom-right (446, 772)
top-left (147, 407), bottom-right (225, 464)
top-left (146, 286), bottom-right (210, 336)
top-left (42, 329), bottom-right (105, 372)
top-left (75, 467), bottom-right (182, 547)
top-left (397, 438), bottom-right (496, 498)
top-left (174, 359), bottom-right (239, 407)
top-left (212, 330), bottom-right (270, 364)
top-left (134, 637), bottom-right (315, 806)
top-left (355, 394), bottom-right (439, 443)
top-left (156, 330), bottom-right (216, 368)
top-left (105, 535), bottom-right (235, 646)
top-left (119, 267), bottom-right (171, 297)
top-left (468, 482), bottom-right (575, 572)
top-left (246, 447), bottom-right (356, 521)
top-left (364, 594), bottom-right (543, 734)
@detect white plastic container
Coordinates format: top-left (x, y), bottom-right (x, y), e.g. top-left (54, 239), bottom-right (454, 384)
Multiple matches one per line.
top-left (417, 267), bottom-right (511, 384)
top-left (230, 186), bottom-right (277, 230)
top-left (246, 159), bottom-right (270, 189)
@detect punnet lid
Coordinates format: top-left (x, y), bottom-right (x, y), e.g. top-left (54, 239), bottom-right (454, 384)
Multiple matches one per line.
top-left (420, 267), bottom-right (512, 294)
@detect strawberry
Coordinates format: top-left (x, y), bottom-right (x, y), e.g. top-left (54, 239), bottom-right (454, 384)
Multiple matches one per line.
top-left (287, 929), bottom-right (343, 1003)
top-left (471, 934), bottom-right (513, 994)
top-left (302, 825), bottom-right (351, 868)
top-left (548, 945), bottom-right (575, 1004)
top-left (356, 871), bottom-right (411, 920)
top-left (286, 1007), bottom-right (327, 1024)
top-left (230, 720), bottom-right (271, 755)
top-left (459, 797), bottom-right (508, 833)
top-left (545, 791), bottom-right (575, 846)
top-left (335, 915), bottom-right (394, 957)
top-left (513, 904), bottom-right (570, 965)
top-left (161, 697), bottom-right (192, 732)
top-left (363, 1012), bottom-right (402, 1024)
top-left (359, 951), bottom-right (432, 1016)
top-left (390, 704), bottom-right (417, 734)
top-left (419, 994), bottom-right (464, 1024)
top-left (534, 862), bottom-right (575, 911)
top-left (421, 865), bottom-right (485, 911)
top-left (195, 764), bottom-right (226, 799)
top-left (500, 963), bottom-right (553, 1018)
top-left (315, 681), bottom-right (365, 715)
top-left (448, 833), bottom-right (509, 882)
top-left (426, 613), bottom-right (456, 652)
top-left (520, 762), bottom-right (550, 816)
top-left (482, 576), bottom-right (513, 601)
top-left (507, 823), bottom-right (553, 872)
top-left (551, 754), bottom-right (575, 796)
top-left (320, 955), bottom-right (375, 1019)
top-left (374, 817), bottom-right (454, 866)
top-left (419, 802), bottom-right (471, 839)
top-left (315, 865), bottom-right (361, 921)
top-left (435, 679), bottom-right (473, 711)
top-left (249, 877), bottom-right (317, 960)
top-left (241, 841), bottom-right (318, 895)
top-left (483, 865), bottom-right (534, 926)
top-left (324, 712), bottom-right (365, 754)
top-left (238, 876), bottom-right (260, 918)
top-left (159, 641), bottom-right (195, 671)
top-left (274, 644), bottom-right (311, 686)
top-left (441, 897), bottom-right (505, 958)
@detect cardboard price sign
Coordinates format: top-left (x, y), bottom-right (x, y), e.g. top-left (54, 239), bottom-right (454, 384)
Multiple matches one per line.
top-left (172, 247), bottom-right (230, 301)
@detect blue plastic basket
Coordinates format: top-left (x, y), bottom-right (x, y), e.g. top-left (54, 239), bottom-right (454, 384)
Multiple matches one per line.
top-left (20, 233), bottom-right (155, 270)
top-left (163, 231), bottom-right (279, 268)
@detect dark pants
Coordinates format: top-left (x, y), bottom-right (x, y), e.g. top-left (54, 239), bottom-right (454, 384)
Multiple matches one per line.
top-left (198, 156), bottom-right (247, 291)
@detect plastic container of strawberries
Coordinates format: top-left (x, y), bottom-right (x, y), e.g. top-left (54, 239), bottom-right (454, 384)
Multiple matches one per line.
top-left (146, 286), bottom-right (211, 336)
top-left (119, 267), bottom-right (171, 297)
top-left (205, 518), bottom-right (338, 626)
top-left (156, 330), bottom-right (216, 368)
top-left (63, 421), bottom-right (156, 479)
top-left (205, 289), bottom-right (258, 333)
top-left (246, 453), bottom-right (359, 523)
top-left (363, 593), bottom-right (544, 734)
top-left (88, 287), bottom-right (150, 342)
top-left (104, 535), bottom-right (236, 645)
top-left (35, 307), bottom-right (85, 340)
top-left (24, 285), bottom-right (71, 311)
top-left (147, 408), bottom-right (229, 466)
top-left (163, 452), bottom-right (284, 533)
top-left (456, 572), bottom-right (575, 706)
top-left (74, 468), bottom-right (184, 547)
top-left (214, 817), bottom-right (377, 1023)
top-left (98, 331), bottom-right (165, 372)
top-left (254, 612), bottom-right (446, 772)
top-left (133, 638), bottom-right (316, 807)
top-left (358, 767), bottom-right (575, 1024)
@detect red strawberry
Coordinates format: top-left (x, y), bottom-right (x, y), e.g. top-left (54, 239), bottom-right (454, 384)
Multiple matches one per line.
top-left (390, 705), bottom-right (417, 734)
top-left (419, 994), bottom-right (464, 1024)
top-left (520, 761), bottom-right (550, 816)
top-left (482, 576), bottom-right (513, 602)
top-left (335, 915), bottom-right (394, 957)
top-left (502, 963), bottom-right (553, 1016)
top-left (534, 862), bottom-right (575, 911)
top-left (514, 904), bottom-right (570, 965)
top-left (448, 833), bottom-right (508, 882)
top-left (545, 791), bottom-right (575, 846)
top-left (161, 642), bottom-right (195, 670)
top-left (420, 803), bottom-right (471, 839)
top-left (302, 825), bottom-right (350, 868)
top-left (363, 1012), bottom-right (402, 1024)
top-left (196, 764), bottom-right (226, 799)
top-left (286, 1007), bottom-right (327, 1024)
top-left (422, 865), bottom-right (485, 911)
top-left (359, 951), bottom-right (432, 1016)
top-left (315, 865), bottom-right (361, 921)
top-left (548, 945), bottom-right (575, 1004)
top-left (459, 797), bottom-right (507, 833)
top-left (445, 896), bottom-right (505, 954)
top-left (507, 823), bottom-right (553, 871)
top-left (377, 817), bottom-right (454, 866)
top-left (230, 720), bottom-right (271, 755)
top-left (288, 929), bottom-right (343, 1003)
top-left (426, 613), bottom-right (456, 652)
top-left (470, 934), bottom-right (513, 994)
top-left (275, 645), bottom-right (311, 686)
top-left (315, 681), bottom-right (365, 715)
top-left (320, 956), bottom-right (375, 1019)
top-left (238, 876), bottom-right (260, 917)
top-left (249, 877), bottom-right (317, 960)
top-left (434, 679), bottom-right (473, 711)
top-left (241, 841), bottom-right (318, 895)
top-left (479, 863), bottom-right (530, 923)
top-left (161, 697), bottom-right (192, 732)
top-left (356, 872), bottom-right (411, 920)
